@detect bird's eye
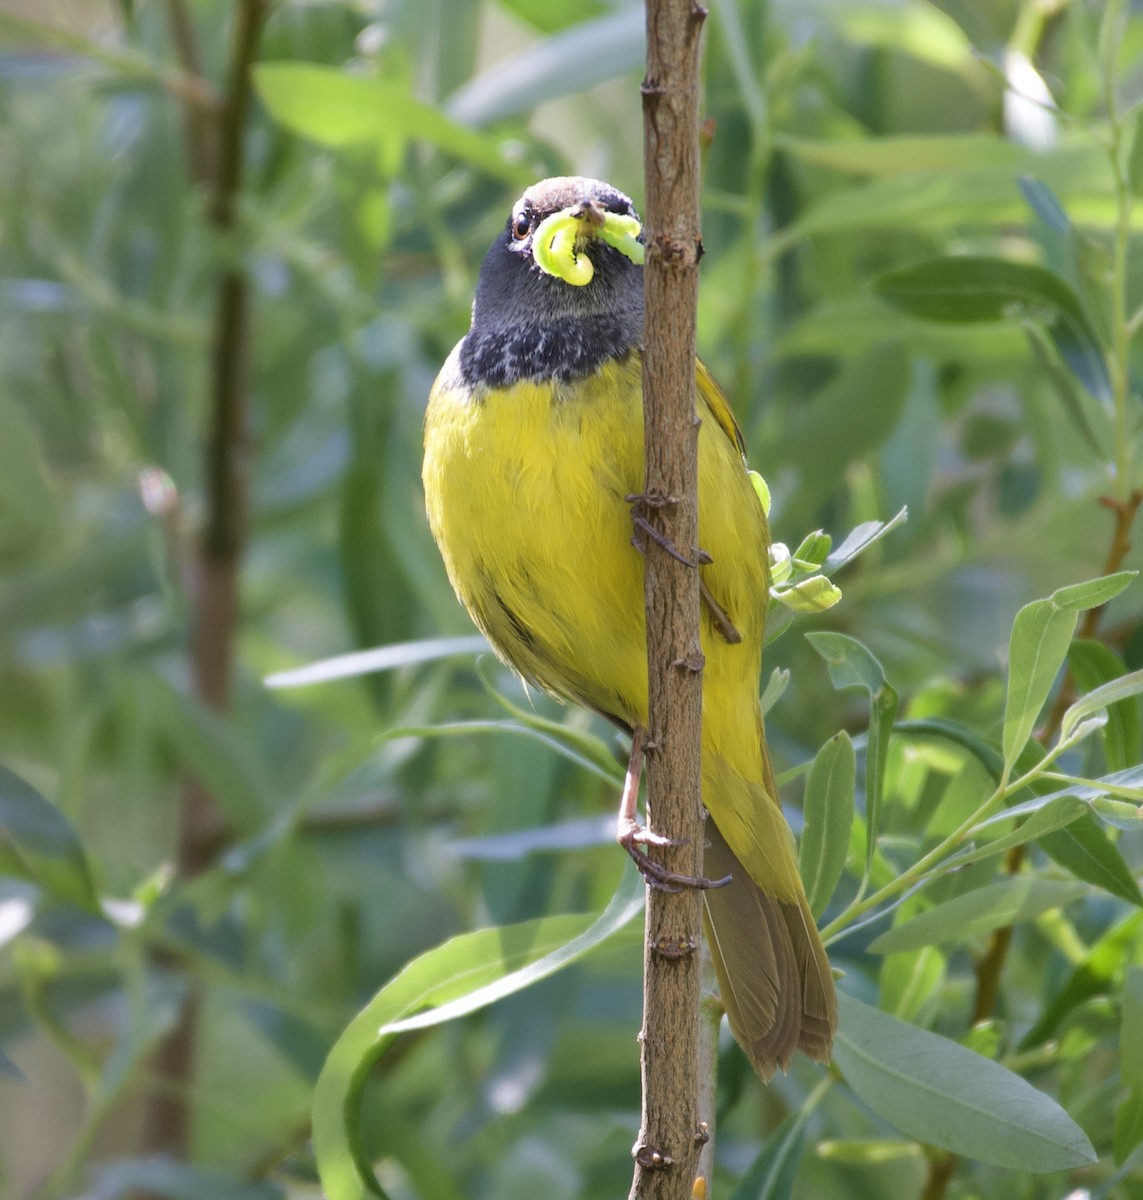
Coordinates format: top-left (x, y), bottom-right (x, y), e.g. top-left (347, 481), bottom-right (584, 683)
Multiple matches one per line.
top-left (512, 212), bottom-right (531, 240)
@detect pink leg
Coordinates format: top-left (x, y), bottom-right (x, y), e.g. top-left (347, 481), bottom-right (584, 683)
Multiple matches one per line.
top-left (616, 728), bottom-right (731, 892)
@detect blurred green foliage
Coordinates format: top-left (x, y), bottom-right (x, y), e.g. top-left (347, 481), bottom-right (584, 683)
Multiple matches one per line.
top-left (2, 0), bottom-right (1143, 1198)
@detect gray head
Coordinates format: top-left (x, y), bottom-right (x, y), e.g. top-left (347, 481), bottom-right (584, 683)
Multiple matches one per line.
top-left (459, 176), bottom-right (645, 388)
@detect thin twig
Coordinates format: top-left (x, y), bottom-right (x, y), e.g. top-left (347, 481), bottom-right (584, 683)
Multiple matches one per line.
top-left (629, 2), bottom-right (709, 1198)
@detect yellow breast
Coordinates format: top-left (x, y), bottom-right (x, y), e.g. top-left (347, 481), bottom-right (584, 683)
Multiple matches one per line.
top-left (422, 344), bottom-right (771, 777)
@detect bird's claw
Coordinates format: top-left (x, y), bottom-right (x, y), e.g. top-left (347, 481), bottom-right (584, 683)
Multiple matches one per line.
top-left (618, 818), bottom-right (733, 892)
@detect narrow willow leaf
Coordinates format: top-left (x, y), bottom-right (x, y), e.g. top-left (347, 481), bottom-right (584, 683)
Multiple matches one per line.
top-left (264, 636), bottom-right (488, 688)
top-left (868, 879), bottom-right (1089, 954)
top-left (1121, 968), bottom-right (1143, 1089)
top-left (0, 763), bottom-right (99, 912)
top-left (834, 993), bottom-right (1096, 1171)
top-left (1060, 666), bottom-right (1143, 747)
top-left (254, 64), bottom-right (527, 184)
top-left (760, 667), bottom-right (790, 717)
top-left (445, 7), bottom-right (643, 126)
top-left (89, 1160), bottom-right (281, 1200)
top-left (874, 255), bottom-right (1110, 400)
top-left (879, 944), bottom-right (946, 1023)
top-left (1003, 573), bottom-right (1136, 769)
top-left (799, 732), bottom-right (856, 918)
top-left (807, 634), bottom-right (898, 871)
top-left (726, 1110), bottom-right (806, 1200)
top-left (1021, 911), bottom-right (1143, 1050)
top-left (822, 506), bottom-right (908, 573)
top-left (312, 868), bottom-right (644, 1200)
top-left (1038, 814), bottom-right (1143, 906)
top-left (941, 796), bottom-right (1087, 871)
top-left (893, 717), bottom-right (1004, 777)
top-left (1114, 1089), bottom-right (1143, 1166)
top-left (1069, 640), bottom-right (1142, 772)
top-left (381, 721), bottom-right (621, 785)
top-left (1091, 796), bottom-right (1143, 831)
top-left (145, 675), bottom-right (272, 829)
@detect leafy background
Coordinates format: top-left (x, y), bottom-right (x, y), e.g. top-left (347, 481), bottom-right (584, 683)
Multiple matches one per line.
top-left (2, 0), bottom-right (1143, 1198)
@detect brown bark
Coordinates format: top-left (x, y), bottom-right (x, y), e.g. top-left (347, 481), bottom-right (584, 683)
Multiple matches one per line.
top-left (630, 3), bottom-right (709, 1198)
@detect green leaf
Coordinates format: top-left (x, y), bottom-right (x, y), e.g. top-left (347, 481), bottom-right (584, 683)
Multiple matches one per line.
top-left (806, 633), bottom-right (898, 871)
top-left (775, 132), bottom-right (1028, 177)
top-left (89, 1161), bottom-right (281, 1200)
top-left (1002, 573), bottom-right (1136, 768)
top-left (264, 636), bottom-right (488, 689)
top-left (940, 795), bottom-right (1087, 871)
top-left (254, 64), bottom-right (527, 185)
top-left (879, 945), bottom-right (946, 1023)
top-left (1020, 911), bottom-right (1143, 1050)
top-left (822, 508), bottom-right (909, 574)
top-left (1023, 320), bottom-right (1111, 458)
top-left (0, 392), bottom-right (57, 558)
top-left (875, 255), bottom-right (1111, 402)
top-left (868, 879), bottom-right (1090, 954)
top-left (313, 869), bottom-right (644, 1200)
top-left (1114, 1088), bottom-right (1143, 1166)
top-left (834, 993), bottom-right (1097, 1171)
top-left (445, 7), bottom-right (643, 126)
top-left (0, 763), bottom-right (99, 912)
top-left (1038, 813), bottom-right (1143, 906)
top-left (1065, 645), bottom-right (1143, 770)
top-left (799, 732), bottom-right (856, 918)
top-left (144, 675), bottom-right (273, 830)
top-left (1121, 968), bottom-right (1143, 1088)
top-left (726, 1109), bottom-right (806, 1200)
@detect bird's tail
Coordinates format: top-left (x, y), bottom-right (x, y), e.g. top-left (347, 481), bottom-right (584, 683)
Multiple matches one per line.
top-left (701, 759), bottom-right (836, 1078)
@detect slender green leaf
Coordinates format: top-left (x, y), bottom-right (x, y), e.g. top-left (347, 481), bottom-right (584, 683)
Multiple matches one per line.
top-left (313, 869), bottom-right (644, 1200)
top-left (806, 634), bottom-right (898, 871)
top-left (144, 675), bottom-right (272, 830)
top-left (254, 64), bottom-right (527, 184)
top-left (799, 733), bottom-right (856, 918)
top-left (879, 945), bottom-right (946, 1023)
top-left (1122, 968), bottom-right (1143, 1087)
top-left (1002, 573), bottom-right (1136, 768)
top-left (1023, 320), bottom-right (1110, 457)
top-left (1062, 658), bottom-right (1143, 762)
top-left (264, 636), bottom-right (488, 689)
top-left (941, 796), bottom-right (1087, 871)
top-left (1021, 912), bottom-right (1143, 1049)
top-left (445, 8), bottom-right (643, 126)
top-left (0, 763), bottom-right (99, 912)
top-left (726, 1110), bottom-right (806, 1200)
top-left (834, 993), bottom-right (1097, 1170)
top-left (874, 255), bottom-right (1110, 400)
top-left (1038, 813), bottom-right (1143, 906)
top-left (822, 507), bottom-right (908, 574)
top-left (1114, 1089), bottom-right (1143, 1166)
top-left (869, 879), bottom-right (1090, 954)
top-left (89, 1161), bottom-right (282, 1200)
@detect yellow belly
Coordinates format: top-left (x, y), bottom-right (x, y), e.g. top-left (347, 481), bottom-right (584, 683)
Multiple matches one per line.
top-left (422, 347), bottom-right (770, 781)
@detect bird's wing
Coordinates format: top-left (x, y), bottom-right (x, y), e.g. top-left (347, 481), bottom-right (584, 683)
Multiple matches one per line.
top-left (696, 358), bottom-right (747, 459)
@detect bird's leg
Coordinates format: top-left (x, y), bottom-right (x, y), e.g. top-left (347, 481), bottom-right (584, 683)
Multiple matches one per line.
top-left (627, 492), bottom-right (743, 646)
top-left (617, 728), bottom-right (732, 892)
top-left (697, 577), bottom-right (742, 645)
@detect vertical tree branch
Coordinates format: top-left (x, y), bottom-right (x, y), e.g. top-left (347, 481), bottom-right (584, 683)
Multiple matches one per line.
top-left (139, 0), bottom-right (270, 1164)
top-left (630, 2), bottom-right (708, 1198)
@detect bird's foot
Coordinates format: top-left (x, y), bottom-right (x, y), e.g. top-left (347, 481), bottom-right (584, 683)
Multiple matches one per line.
top-left (618, 817), bottom-right (733, 892)
top-left (626, 492), bottom-right (709, 569)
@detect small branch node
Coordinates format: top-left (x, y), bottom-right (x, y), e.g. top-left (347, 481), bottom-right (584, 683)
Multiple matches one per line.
top-left (672, 650), bottom-right (706, 674)
top-left (652, 934), bottom-right (699, 960)
top-left (693, 1122), bottom-right (710, 1146)
top-left (633, 1143), bottom-right (674, 1171)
